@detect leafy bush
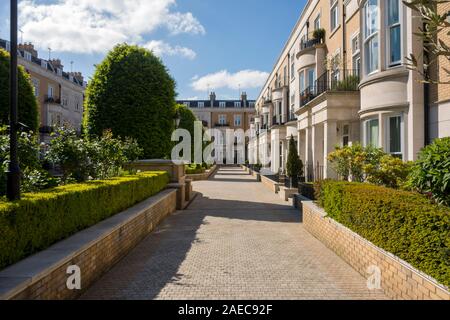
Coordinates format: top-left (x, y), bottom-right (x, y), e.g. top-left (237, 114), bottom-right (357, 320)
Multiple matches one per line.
top-left (46, 127), bottom-right (143, 182)
top-left (365, 155), bottom-right (412, 189)
top-left (316, 180), bottom-right (450, 287)
top-left (84, 44), bottom-right (176, 159)
top-left (286, 135), bottom-right (303, 178)
top-left (312, 28), bottom-right (326, 43)
top-left (333, 75), bottom-right (360, 91)
top-left (0, 171), bottom-right (169, 269)
top-left (0, 126), bottom-right (54, 195)
top-left (328, 144), bottom-right (394, 184)
top-left (185, 164), bottom-right (205, 175)
top-left (0, 49), bottom-right (39, 133)
top-left (409, 137), bottom-right (450, 207)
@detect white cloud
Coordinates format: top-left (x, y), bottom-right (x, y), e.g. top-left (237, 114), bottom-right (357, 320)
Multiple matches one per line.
top-left (191, 70), bottom-right (269, 92)
top-left (144, 40), bottom-right (196, 60)
top-left (18, 0), bottom-right (205, 54)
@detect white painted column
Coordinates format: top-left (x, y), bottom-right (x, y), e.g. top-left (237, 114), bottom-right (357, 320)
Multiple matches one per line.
top-left (324, 120), bottom-right (338, 179)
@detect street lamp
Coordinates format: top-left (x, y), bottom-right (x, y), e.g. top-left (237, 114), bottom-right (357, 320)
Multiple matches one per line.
top-left (7, 0), bottom-right (20, 201)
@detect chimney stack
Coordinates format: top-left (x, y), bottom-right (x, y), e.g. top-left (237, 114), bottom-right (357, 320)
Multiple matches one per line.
top-left (209, 91), bottom-right (216, 101)
top-left (241, 91), bottom-right (247, 106)
top-left (50, 59), bottom-right (63, 70)
top-left (18, 42), bottom-right (37, 57)
top-left (70, 72), bottom-right (84, 84)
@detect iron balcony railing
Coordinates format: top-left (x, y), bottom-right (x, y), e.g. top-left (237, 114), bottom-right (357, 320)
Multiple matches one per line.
top-left (300, 38), bottom-right (321, 51)
top-left (300, 69), bottom-right (360, 107)
top-left (214, 123), bottom-right (230, 128)
top-left (44, 95), bottom-right (61, 104)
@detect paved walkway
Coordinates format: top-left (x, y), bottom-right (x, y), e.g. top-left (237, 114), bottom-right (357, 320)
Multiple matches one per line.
top-left (82, 167), bottom-right (386, 300)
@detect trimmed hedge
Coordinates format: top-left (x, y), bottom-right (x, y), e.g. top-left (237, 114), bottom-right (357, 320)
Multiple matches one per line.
top-left (0, 172), bottom-right (169, 270)
top-left (316, 180), bottom-right (450, 287)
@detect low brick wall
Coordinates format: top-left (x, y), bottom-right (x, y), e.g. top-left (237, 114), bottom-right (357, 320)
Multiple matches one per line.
top-left (260, 175), bottom-right (282, 194)
top-left (302, 201), bottom-right (450, 300)
top-left (0, 189), bottom-right (177, 300)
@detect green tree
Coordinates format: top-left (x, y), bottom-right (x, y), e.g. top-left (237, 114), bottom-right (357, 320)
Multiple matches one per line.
top-left (84, 44), bottom-right (176, 159)
top-left (286, 135), bottom-right (303, 178)
top-left (0, 49), bottom-right (39, 132)
top-left (403, 0), bottom-right (450, 84)
top-left (174, 103), bottom-right (198, 162)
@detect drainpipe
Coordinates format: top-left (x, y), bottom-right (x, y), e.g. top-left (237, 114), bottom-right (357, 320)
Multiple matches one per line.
top-left (423, 22), bottom-right (430, 145)
top-left (342, 3), bottom-right (347, 78)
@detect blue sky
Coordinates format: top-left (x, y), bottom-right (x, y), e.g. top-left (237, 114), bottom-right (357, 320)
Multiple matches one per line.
top-left (0, 0), bottom-right (306, 100)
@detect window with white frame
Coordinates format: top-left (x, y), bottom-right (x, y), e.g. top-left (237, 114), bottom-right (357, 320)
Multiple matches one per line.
top-left (291, 61), bottom-right (295, 81)
top-left (48, 86), bottom-right (54, 98)
top-left (364, 0), bottom-right (379, 75)
top-left (299, 71), bottom-right (305, 93)
top-left (314, 14), bottom-right (321, 30)
top-left (234, 101), bottom-right (241, 108)
top-left (41, 60), bottom-right (47, 69)
top-left (198, 102), bottom-right (205, 108)
top-left (330, 0), bottom-right (339, 31)
top-left (5, 41), bottom-right (10, 52)
top-left (307, 68), bottom-right (316, 89)
top-left (387, 0), bottom-right (401, 66)
top-left (219, 101), bottom-right (226, 108)
top-left (342, 124), bottom-right (350, 146)
top-left (387, 114), bottom-right (403, 158)
top-left (249, 102), bottom-right (255, 107)
top-left (364, 118), bottom-right (379, 147)
top-left (219, 115), bottom-right (227, 125)
top-left (234, 115), bottom-right (242, 126)
top-left (183, 102), bottom-right (190, 107)
top-left (352, 33), bottom-right (361, 76)
top-left (32, 78), bottom-right (39, 98)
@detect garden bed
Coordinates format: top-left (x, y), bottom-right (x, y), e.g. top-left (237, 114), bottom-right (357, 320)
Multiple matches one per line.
top-left (0, 171), bottom-right (169, 270)
top-left (315, 180), bottom-right (450, 288)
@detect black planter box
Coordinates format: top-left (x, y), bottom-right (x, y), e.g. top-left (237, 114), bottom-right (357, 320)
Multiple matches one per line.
top-left (298, 182), bottom-right (315, 200)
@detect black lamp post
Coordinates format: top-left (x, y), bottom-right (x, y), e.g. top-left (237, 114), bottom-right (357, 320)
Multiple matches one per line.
top-left (7, 0), bottom-right (20, 201)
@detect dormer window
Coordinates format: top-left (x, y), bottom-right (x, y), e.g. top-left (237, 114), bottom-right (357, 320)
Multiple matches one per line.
top-left (57, 68), bottom-right (62, 76)
top-left (24, 51), bottom-right (32, 61)
top-left (219, 102), bottom-right (226, 108)
top-left (234, 102), bottom-right (242, 108)
top-left (183, 102), bottom-right (190, 108)
top-left (6, 42), bottom-right (11, 52)
top-left (198, 102), bottom-right (205, 108)
top-left (41, 60), bottom-right (47, 69)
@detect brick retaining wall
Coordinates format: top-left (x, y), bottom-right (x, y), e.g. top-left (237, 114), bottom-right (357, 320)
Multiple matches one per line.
top-left (0, 189), bottom-right (177, 300)
top-left (302, 201), bottom-right (450, 300)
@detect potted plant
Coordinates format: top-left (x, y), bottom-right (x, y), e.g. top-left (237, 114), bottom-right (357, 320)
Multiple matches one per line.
top-left (286, 135), bottom-right (303, 189)
top-left (313, 28), bottom-right (326, 44)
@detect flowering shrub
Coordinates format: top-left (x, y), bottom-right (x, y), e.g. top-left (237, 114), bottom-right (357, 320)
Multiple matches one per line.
top-left (365, 155), bottom-right (413, 189)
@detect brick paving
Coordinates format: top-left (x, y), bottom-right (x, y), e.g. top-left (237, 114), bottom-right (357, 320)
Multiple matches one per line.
top-left (81, 167), bottom-right (387, 300)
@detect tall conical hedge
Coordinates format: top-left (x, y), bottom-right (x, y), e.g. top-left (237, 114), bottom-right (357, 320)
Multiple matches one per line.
top-left (0, 49), bottom-right (39, 133)
top-left (83, 44), bottom-right (176, 159)
top-left (286, 135), bottom-right (303, 178)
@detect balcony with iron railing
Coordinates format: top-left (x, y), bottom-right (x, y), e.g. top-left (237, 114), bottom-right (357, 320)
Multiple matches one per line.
top-left (300, 69), bottom-right (360, 107)
top-left (44, 95), bottom-right (61, 104)
top-left (297, 30), bottom-right (326, 55)
top-left (214, 123), bottom-right (230, 128)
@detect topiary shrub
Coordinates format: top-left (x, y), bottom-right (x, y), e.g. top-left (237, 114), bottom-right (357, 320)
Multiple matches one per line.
top-left (286, 135), bottom-right (303, 178)
top-left (316, 180), bottom-right (450, 287)
top-left (83, 44), bottom-right (176, 159)
top-left (409, 137), bottom-right (450, 207)
top-left (0, 49), bottom-right (39, 132)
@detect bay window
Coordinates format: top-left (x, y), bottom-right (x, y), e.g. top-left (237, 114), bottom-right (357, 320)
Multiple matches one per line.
top-left (365, 118), bottom-right (379, 147)
top-left (387, 115), bottom-right (403, 158)
top-left (364, 0), bottom-right (379, 74)
top-left (387, 0), bottom-right (401, 66)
